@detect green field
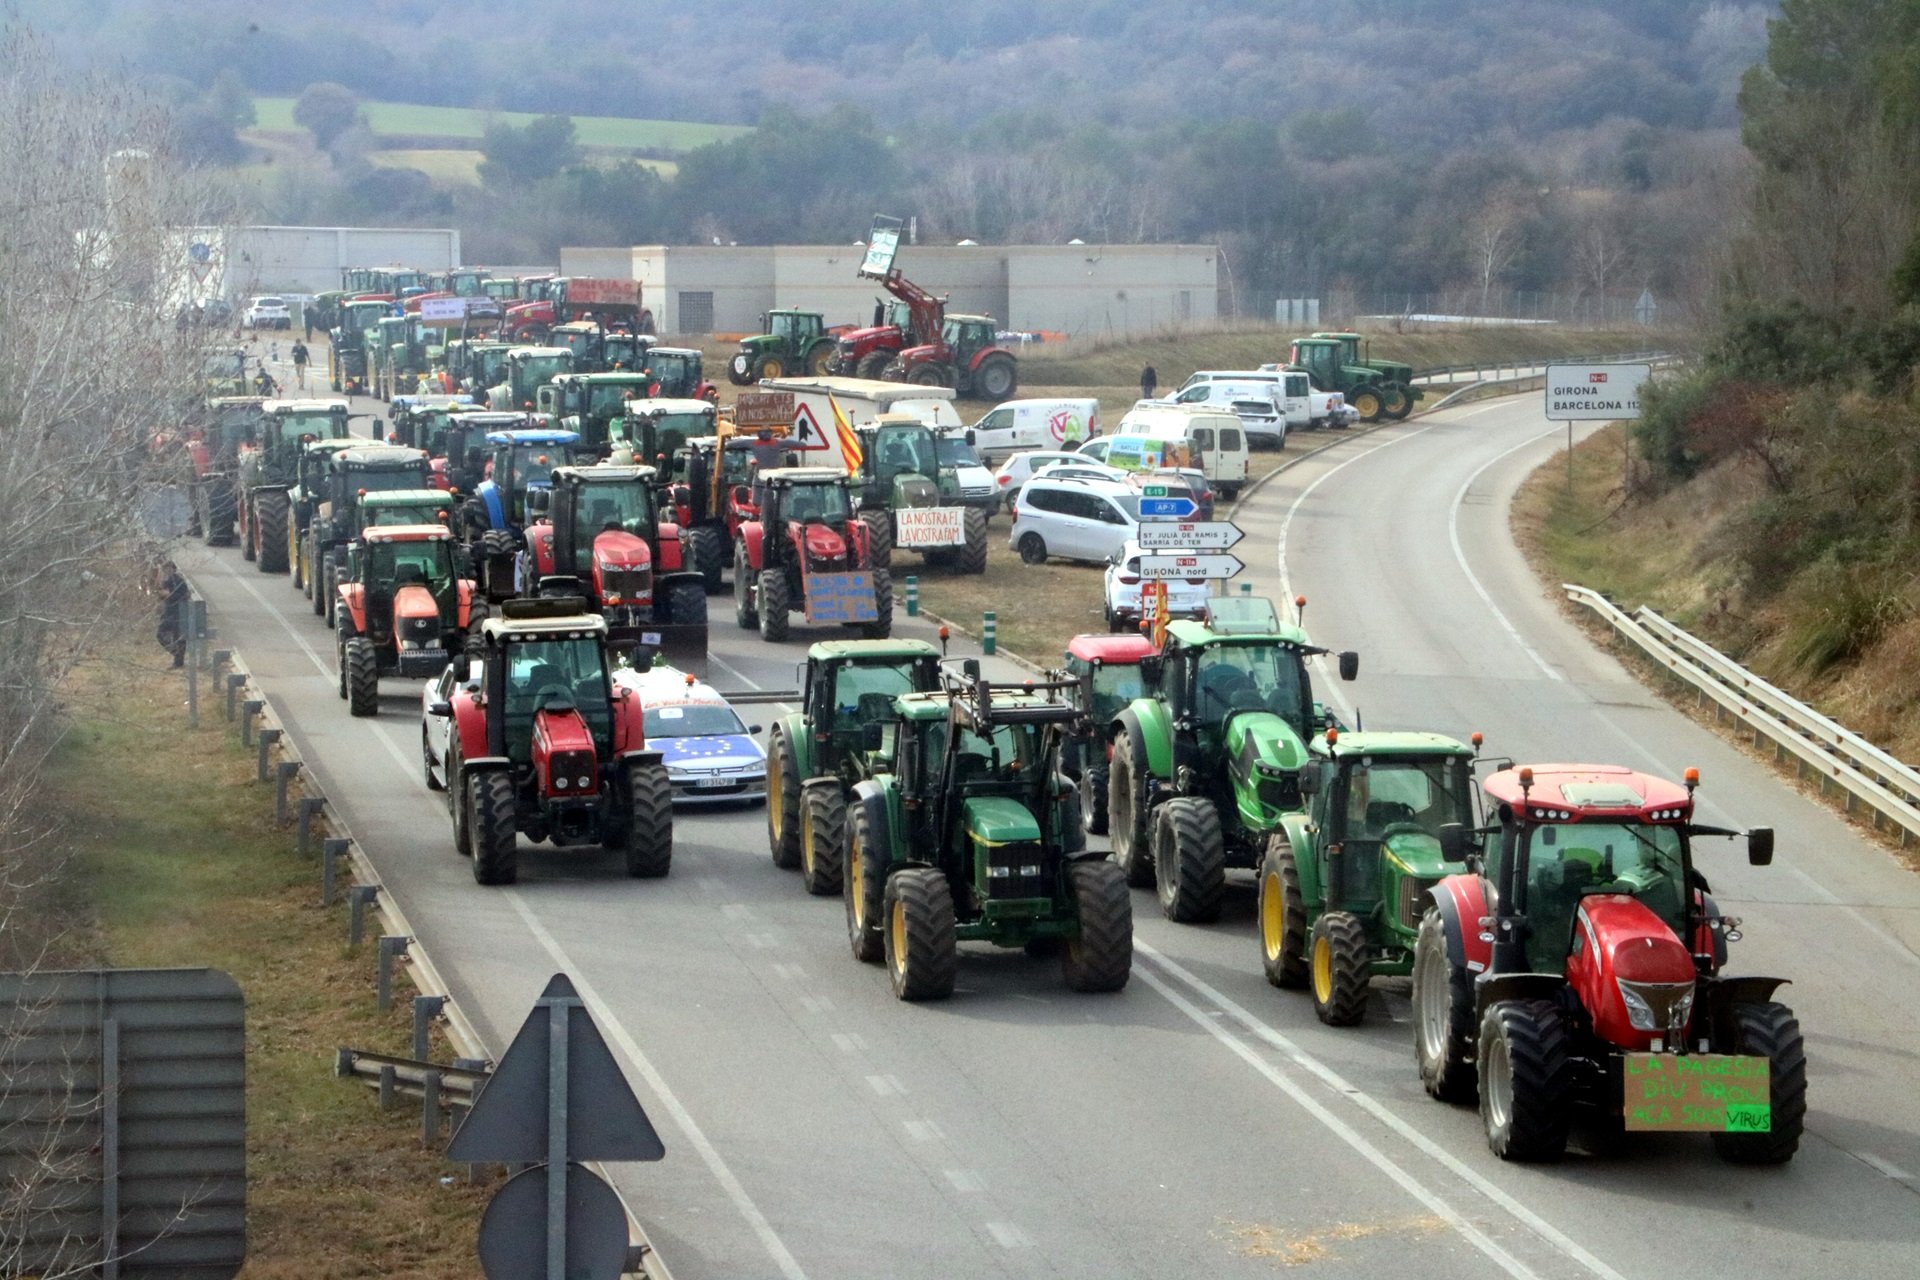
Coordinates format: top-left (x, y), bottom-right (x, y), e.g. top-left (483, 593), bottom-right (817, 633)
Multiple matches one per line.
top-left (252, 96), bottom-right (749, 151)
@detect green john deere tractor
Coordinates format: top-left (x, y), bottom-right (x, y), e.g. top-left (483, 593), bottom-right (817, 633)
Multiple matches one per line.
top-left (1287, 336), bottom-right (1392, 423)
top-left (1313, 332), bottom-right (1421, 420)
top-left (1107, 616), bottom-right (1358, 922)
top-left (851, 414), bottom-right (988, 574)
top-left (845, 663), bottom-right (1131, 1000)
top-left (764, 639), bottom-right (944, 893)
top-left (729, 309), bottom-right (835, 384)
top-left (1259, 731), bottom-right (1480, 1025)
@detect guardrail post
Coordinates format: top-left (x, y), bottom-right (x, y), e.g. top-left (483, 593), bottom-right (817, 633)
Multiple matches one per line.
top-left (905, 575), bottom-right (919, 617)
top-left (412, 994), bottom-right (446, 1061)
top-left (348, 884), bottom-right (379, 946)
top-left (321, 838), bottom-right (349, 905)
top-left (274, 760), bottom-right (301, 823)
top-left (421, 1070), bottom-right (443, 1147)
top-left (240, 699), bottom-right (262, 745)
top-left (376, 935), bottom-right (410, 1010)
top-left (256, 727), bottom-right (282, 782)
top-left (297, 796), bottom-right (326, 856)
top-left (983, 611), bottom-right (997, 656)
top-left (210, 648), bottom-right (231, 672)
top-left (379, 1063), bottom-right (397, 1111)
top-left (225, 674), bottom-right (245, 721)
top-left (185, 604), bottom-right (200, 729)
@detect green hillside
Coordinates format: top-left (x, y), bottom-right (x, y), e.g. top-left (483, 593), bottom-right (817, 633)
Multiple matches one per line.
top-left (251, 96), bottom-right (748, 152)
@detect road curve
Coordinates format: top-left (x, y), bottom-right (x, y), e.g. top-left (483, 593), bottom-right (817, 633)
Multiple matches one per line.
top-left (179, 390), bottom-right (1920, 1279)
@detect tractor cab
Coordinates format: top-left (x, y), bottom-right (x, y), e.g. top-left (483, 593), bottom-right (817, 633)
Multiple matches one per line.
top-left (358, 489), bottom-right (451, 532)
top-left (477, 429), bottom-right (594, 533)
top-left (353, 527), bottom-right (462, 654)
top-left (1060, 633), bottom-right (1158, 832)
top-left (203, 397), bottom-right (266, 458)
top-left (552, 322), bottom-right (613, 372)
top-left (202, 348), bottom-right (249, 398)
top-left (388, 395), bottom-right (477, 460)
top-left (943, 314), bottom-right (998, 364)
top-left (1287, 337), bottom-right (1388, 420)
top-left (260, 399), bottom-right (352, 467)
top-left (731, 309), bottom-right (832, 384)
top-left (619, 399), bottom-right (716, 474)
top-left (861, 416), bottom-right (941, 498)
top-left (806, 641), bottom-right (941, 757)
top-left (441, 411), bottom-right (533, 494)
top-left (494, 346), bottom-right (576, 411)
top-left (447, 341), bottom-right (512, 399)
top-left (639, 347), bottom-right (714, 403)
top-left (541, 373), bottom-right (654, 450)
top-left (756, 469), bottom-right (855, 533)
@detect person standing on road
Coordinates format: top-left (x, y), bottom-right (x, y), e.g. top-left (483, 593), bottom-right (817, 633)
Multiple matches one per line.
top-left (303, 305), bottom-right (314, 341)
top-left (1140, 365), bottom-right (1158, 400)
top-left (290, 340), bottom-right (310, 390)
top-left (156, 561), bottom-right (189, 668)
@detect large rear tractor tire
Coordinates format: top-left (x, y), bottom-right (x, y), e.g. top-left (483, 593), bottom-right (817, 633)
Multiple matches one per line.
top-left (1479, 1000), bottom-right (1572, 1162)
top-left (1413, 906), bottom-right (1478, 1102)
top-left (857, 510), bottom-right (893, 571)
top-left (1350, 388), bottom-right (1384, 423)
top-left (907, 364), bottom-right (948, 387)
top-left (664, 579), bottom-right (708, 627)
top-left (240, 497), bottom-right (256, 561)
top-left (205, 483), bottom-right (237, 547)
top-left (806, 344), bottom-right (834, 376)
top-left (846, 801), bottom-right (887, 963)
top-left (758, 568), bottom-right (791, 642)
top-left (1310, 910), bottom-right (1372, 1026)
top-left (956, 508), bottom-right (988, 575)
top-left (1107, 727), bottom-right (1154, 887)
top-left (1061, 860), bottom-right (1132, 993)
top-left (686, 525), bottom-right (725, 593)
top-left (766, 727), bottom-right (802, 870)
top-left (1382, 384), bottom-right (1413, 420)
top-left (974, 354), bottom-right (1017, 401)
top-left (1259, 839), bottom-right (1310, 989)
top-left (255, 490), bottom-right (289, 574)
top-left (862, 568), bottom-right (892, 639)
top-left (856, 351), bottom-right (891, 380)
top-left (884, 867), bottom-right (957, 1001)
top-left (623, 763), bottom-right (674, 878)
top-left (800, 782), bottom-right (847, 896)
top-left (733, 545), bottom-right (758, 629)
top-left (345, 637), bottom-right (380, 717)
top-left (1151, 795), bottom-right (1226, 924)
top-left (1711, 1002), bottom-right (1806, 1165)
top-left (1081, 765), bottom-right (1109, 836)
top-left (469, 770), bottom-right (519, 886)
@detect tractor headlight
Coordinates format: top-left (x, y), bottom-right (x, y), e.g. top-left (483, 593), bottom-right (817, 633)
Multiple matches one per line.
top-left (554, 775), bottom-right (569, 789)
top-left (1616, 979), bottom-right (1695, 1032)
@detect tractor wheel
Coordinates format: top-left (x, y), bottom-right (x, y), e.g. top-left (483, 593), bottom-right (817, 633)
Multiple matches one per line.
top-left (205, 484), bottom-right (237, 546)
top-left (1152, 796), bottom-right (1225, 923)
top-left (255, 490), bottom-right (289, 573)
top-left (345, 638), bottom-right (379, 717)
top-left (314, 550), bottom-right (333, 617)
top-left (751, 353), bottom-right (786, 381)
top-left (480, 529), bottom-right (516, 594)
top-left (335, 615), bottom-right (355, 700)
top-left (450, 763), bottom-right (472, 856)
top-left (1061, 860), bottom-right (1132, 994)
top-left (1107, 727), bottom-right (1154, 887)
top-left (806, 344), bottom-right (834, 376)
top-left (422, 727), bottom-right (444, 792)
top-left (292, 537), bottom-right (307, 593)
top-left (908, 364), bottom-right (949, 388)
top-left (1479, 999), bottom-right (1572, 1162)
top-left (1081, 765), bottom-right (1110, 836)
top-left (469, 770), bottom-right (519, 886)
top-left (857, 509), bottom-right (893, 570)
top-left (686, 526), bottom-right (725, 593)
top-left (862, 568), bottom-right (893, 639)
top-left (845, 801), bottom-right (887, 963)
top-left (329, 562), bottom-right (348, 629)
top-left (799, 782), bottom-right (846, 896)
top-left (286, 517), bottom-right (301, 584)
top-left (240, 498), bottom-right (256, 561)
top-left (1413, 906), bottom-right (1478, 1102)
top-left (884, 867), bottom-right (957, 1002)
top-left (765, 727), bottom-right (802, 869)
top-left (758, 567), bottom-right (791, 642)
top-left (1350, 388), bottom-right (1384, 422)
top-left (856, 352), bottom-right (892, 380)
top-left (623, 763), bottom-right (674, 878)
top-left (1382, 384), bottom-right (1413, 420)
top-left (956, 508), bottom-right (988, 575)
top-left (1258, 838), bottom-right (1310, 989)
top-left (974, 354), bottom-right (1017, 401)
top-left (727, 354), bottom-right (753, 386)
top-left (1711, 1002), bottom-right (1806, 1164)
top-left (1310, 911), bottom-right (1372, 1026)
top-left (733, 545), bottom-right (758, 629)
top-left (664, 579), bottom-right (708, 627)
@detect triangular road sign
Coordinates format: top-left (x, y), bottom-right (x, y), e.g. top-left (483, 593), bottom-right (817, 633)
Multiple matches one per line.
top-left (448, 974), bottom-right (665, 1163)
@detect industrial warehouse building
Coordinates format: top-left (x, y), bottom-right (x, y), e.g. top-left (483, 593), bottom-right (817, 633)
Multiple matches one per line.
top-left (558, 243), bottom-right (1221, 338)
top-left (198, 225), bottom-right (462, 295)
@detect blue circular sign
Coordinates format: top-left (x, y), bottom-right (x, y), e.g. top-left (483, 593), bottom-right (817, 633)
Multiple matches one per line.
top-left (189, 242), bottom-right (212, 263)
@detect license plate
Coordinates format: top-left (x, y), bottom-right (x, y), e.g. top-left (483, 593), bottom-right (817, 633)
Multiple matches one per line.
top-left (1622, 1053), bottom-right (1771, 1132)
top-left (693, 776), bottom-right (733, 789)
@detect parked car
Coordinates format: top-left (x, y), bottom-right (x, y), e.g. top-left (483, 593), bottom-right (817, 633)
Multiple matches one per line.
top-left (934, 430), bottom-right (997, 513)
top-left (1104, 539), bottom-right (1212, 633)
top-left (1129, 467), bottom-right (1215, 521)
top-left (1256, 365), bottom-right (1361, 429)
top-left (244, 296), bottom-right (292, 330)
top-left (1109, 404), bottom-right (1249, 496)
top-left (1008, 475), bottom-right (1142, 565)
top-left (419, 659), bottom-right (479, 792)
top-left (992, 449), bottom-right (1086, 512)
top-left (1164, 379), bottom-right (1288, 448)
top-left (612, 664), bottom-right (767, 805)
top-left (965, 397), bottom-right (1102, 463)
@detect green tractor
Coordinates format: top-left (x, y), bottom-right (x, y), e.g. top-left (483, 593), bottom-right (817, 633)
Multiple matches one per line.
top-left (237, 400), bottom-right (352, 573)
top-left (729, 309), bottom-right (835, 384)
top-left (285, 437), bottom-right (370, 598)
top-left (299, 446), bottom-right (436, 627)
top-left (851, 415), bottom-right (988, 574)
top-left (845, 664), bottom-right (1131, 1000)
top-left (764, 639), bottom-right (944, 893)
top-left (1259, 731), bottom-right (1480, 1025)
top-left (1107, 617), bottom-right (1359, 922)
top-left (1287, 336), bottom-right (1392, 423)
top-left (329, 300), bottom-right (393, 396)
top-left (489, 346), bottom-right (576, 412)
top-left (1314, 332), bottom-right (1421, 421)
top-left (539, 372), bottom-right (655, 452)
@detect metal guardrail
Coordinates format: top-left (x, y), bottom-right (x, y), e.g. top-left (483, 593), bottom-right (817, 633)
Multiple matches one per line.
top-left (1411, 349), bottom-right (1672, 383)
top-left (1564, 584), bottom-right (1920, 846)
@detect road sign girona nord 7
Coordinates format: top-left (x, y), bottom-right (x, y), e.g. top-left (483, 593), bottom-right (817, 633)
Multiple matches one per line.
top-left (1135, 553), bottom-right (1243, 580)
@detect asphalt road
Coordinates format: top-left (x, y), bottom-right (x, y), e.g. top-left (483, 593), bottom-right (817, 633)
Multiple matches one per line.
top-left (178, 378), bottom-right (1920, 1279)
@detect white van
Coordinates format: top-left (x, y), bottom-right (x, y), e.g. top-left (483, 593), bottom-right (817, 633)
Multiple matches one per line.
top-left (965, 398), bottom-right (1101, 464)
top-left (1165, 379), bottom-right (1286, 447)
top-left (1111, 404), bottom-right (1250, 496)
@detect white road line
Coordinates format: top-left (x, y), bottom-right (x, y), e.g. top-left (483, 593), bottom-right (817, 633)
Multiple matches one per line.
top-left (984, 1222), bottom-right (1033, 1249)
top-left (799, 995), bottom-right (834, 1014)
top-left (505, 893), bottom-right (809, 1280)
top-left (1135, 942), bottom-right (1628, 1280)
top-left (944, 1169), bottom-right (986, 1193)
top-left (1855, 1151), bottom-right (1916, 1183)
top-left (866, 1074), bottom-right (907, 1097)
top-left (903, 1119), bottom-right (945, 1143)
top-left (721, 903), bottom-right (754, 920)
top-left (744, 931), bottom-right (779, 949)
top-left (770, 962), bottom-right (805, 982)
top-left (830, 1032), bottom-right (867, 1054)
top-left (1447, 426), bottom-right (1566, 682)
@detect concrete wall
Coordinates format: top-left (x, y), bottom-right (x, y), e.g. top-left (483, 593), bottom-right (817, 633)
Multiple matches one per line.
top-left (559, 246), bottom-right (636, 279)
top-left (222, 225), bottom-right (461, 294)
top-left (630, 245), bottom-right (775, 335)
top-left (1004, 245), bottom-right (1218, 335)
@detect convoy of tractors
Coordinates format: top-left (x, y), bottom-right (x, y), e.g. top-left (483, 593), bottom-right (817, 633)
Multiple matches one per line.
top-left (173, 256), bottom-right (1807, 1174)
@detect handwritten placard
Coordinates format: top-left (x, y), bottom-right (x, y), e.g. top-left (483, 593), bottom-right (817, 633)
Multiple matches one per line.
top-left (893, 506), bottom-right (966, 548)
top-left (1622, 1053), bottom-right (1771, 1132)
top-left (803, 571), bottom-right (879, 624)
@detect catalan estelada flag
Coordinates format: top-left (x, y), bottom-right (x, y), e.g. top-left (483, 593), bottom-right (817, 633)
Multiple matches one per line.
top-left (827, 393), bottom-right (863, 474)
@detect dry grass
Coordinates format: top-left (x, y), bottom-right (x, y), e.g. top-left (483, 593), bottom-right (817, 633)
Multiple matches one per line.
top-left (1220, 1215), bottom-right (1446, 1267)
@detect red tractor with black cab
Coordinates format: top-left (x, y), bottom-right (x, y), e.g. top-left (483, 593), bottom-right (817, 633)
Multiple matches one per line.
top-left (1413, 762), bottom-right (1803, 1164)
top-left (733, 467), bottom-right (891, 643)
top-left (1061, 632), bottom-right (1157, 835)
top-left (335, 525), bottom-right (478, 717)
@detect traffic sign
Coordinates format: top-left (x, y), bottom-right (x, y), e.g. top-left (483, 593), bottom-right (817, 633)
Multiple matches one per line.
top-left (1544, 363), bottom-right (1651, 421)
top-left (1135, 553), bottom-right (1244, 580)
top-left (1137, 496), bottom-right (1198, 520)
top-left (477, 1164), bottom-right (629, 1280)
top-left (1135, 521), bottom-right (1243, 551)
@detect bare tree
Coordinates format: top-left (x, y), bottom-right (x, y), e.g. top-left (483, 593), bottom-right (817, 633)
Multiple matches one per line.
top-left (1470, 193), bottom-right (1524, 315)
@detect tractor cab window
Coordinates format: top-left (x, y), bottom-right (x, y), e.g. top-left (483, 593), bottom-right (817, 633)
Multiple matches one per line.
top-left (935, 436), bottom-right (982, 467)
top-left (366, 503), bottom-right (442, 528)
top-left (1337, 757), bottom-right (1474, 842)
top-left (514, 354), bottom-right (573, 388)
top-left (874, 427), bottom-right (937, 480)
top-left (572, 485), bottom-right (655, 566)
top-left (779, 483), bottom-right (851, 526)
top-left (604, 334), bottom-right (649, 368)
top-left (623, 411), bottom-right (711, 464)
top-left (1191, 642), bottom-right (1308, 733)
top-left (1520, 822), bottom-right (1688, 972)
top-left (502, 636), bottom-right (612, 763)
top-left (926, 720), bottom-right (1033, 791)
top-left (830, 662), bottom-right (920, 735)
top-left (646, 352), bottom-right (698, 396)
top-left (1088, 664), bottom-right (1146, 722)
top-left (347, 464), bottom-right (428, 496)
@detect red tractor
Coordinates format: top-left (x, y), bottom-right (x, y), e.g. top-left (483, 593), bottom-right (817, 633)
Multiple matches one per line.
top-left (335, 525), bottom-right (478, 717)
top-left (1414, 763), bottom-right (1803, 1164)
top-left (884, 313), bottom-right (1019, 400)
top-left (732, 467), bottom-right (891, 643)
top-left (828, 273), bottom-right (942, 379)
top-left (504, 277), bottom-right (654, 345)
top-left (430, 596), bottom-right (673, 885)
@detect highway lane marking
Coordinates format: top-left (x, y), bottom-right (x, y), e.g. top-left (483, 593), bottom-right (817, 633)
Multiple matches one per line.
top-left (799, 996), bottom-right (834, 1014)
top-left (904, 1119), bottom-right (946, 1142)
top-left (1854, 1151), bottom-right (1916, 1184)
top-left (830, 1032), bottom-right (869, 1054)
top-left (1135, 942), bottom-right (1630, 1280)
top-left (866, 1074), bottom-right (907, 1097)
top-left (722, 903), bottom-right (754, 920)
top-left (945, 1169), bottom-right (986, 1193)
top-left (985, 1222), bottom-right (1033, 1249)
top-left (744, 931), bottom-right (779, 949)
top-left (771, 962), bottom-right (805, 981)
top-left (504, 893), bottom-right (810, 1280)
top-left (1447, 426), bottom-right (1566, 682)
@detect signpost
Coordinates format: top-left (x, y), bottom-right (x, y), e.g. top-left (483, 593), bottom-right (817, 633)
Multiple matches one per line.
top-left (1137, 496), bottom-right (1199, 520)
top-left (1135, 521), bottom-right (1244, 551)
top-left (1134, 553), bottom-right (1244, 581)
top-left (1544, 362), bottom-right (1652, 490)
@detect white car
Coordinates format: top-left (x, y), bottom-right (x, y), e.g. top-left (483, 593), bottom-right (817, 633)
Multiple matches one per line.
top-left (991, 449), bottom-right (1086, 512)
top-left (612, 664), bottom-right (767, 804)
top-left (1008, 475), bottom-right (1142, 566)
top-left (1030, 460), bottom-right (1129, 487)
top-left (419, 658), bottom-right (480, 792)
top-left (934, 431), bottom-right (997, 513)
top-left (243, 295), bottom-right (292, 330)
top-left (1103, 540), bottom-right (1213, 633)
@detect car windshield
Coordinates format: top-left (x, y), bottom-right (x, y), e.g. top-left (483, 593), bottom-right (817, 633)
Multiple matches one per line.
top-left (503, 636), bottom-right (611, 761)
top-left (1514, 821), bottom-right (1689, 972)
top-left (936, 437), bottom-right (982, 466)
top-left (644, 703), bottom-right (747, 738)
top-left (1193, 641), bottom-right (1307, 732)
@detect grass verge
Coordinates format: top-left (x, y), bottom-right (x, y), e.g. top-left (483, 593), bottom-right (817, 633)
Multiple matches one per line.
top-left (51, 640), bottom-right (489, 1278)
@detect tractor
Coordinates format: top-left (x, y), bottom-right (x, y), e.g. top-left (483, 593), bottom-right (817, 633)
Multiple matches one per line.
top-left (386, 394), bottom-right (478, 476)
top-left (335, 525), bottom-right (478, 717)
top-left (236, 399), bottom-right (351, 574)
top-left (884, 314), bottom-right (1019, 400)
top-left (372, 314), bottom-right (440, 401)
top-left (1411, 763), bottom-right (1801, 1165)
top-left (295, 444), bottom-right (431, 623)
top-left (670, 421), bottom-right (790, 592)
top-left (730, 309), bottom-right (835, 384)
top-left (1259, 730), bottom-right (1481, 1025)
top-left (461, 428), bottom-right (599, 601)
top-left (614, 398), bottom-right (715, 478)
top-left (328, 299), bottom-right (394, 395)
top-left (285, 438), bottom-right (364, 595)
top-left (844, 663), bottom-right (1131, 1000)
top-left (488, 346), bottom-right (576, 412)
top-left (522, 464), bottom-right (709, 670)
top-left (1287, 337), bottom-right (1391, 423)
top-left (830, 271), bottom-right (942, 378)
top-left (190, 396), bottom-right (267, 546)
top-left (503, 276), bottom-right (652, 344)
top-left (538, 373), bottom-right (656, 452)
top-left (550, 322), bottom-right (656, 375)
top-left (763, 640), bottom-right (943, 892)
top-left (1313, 332), bottom-right (1421, 420)
top-left (201, 348), bottom-right (250, 399)
top-left (440, 410), bottom-right (535, 494)
top-left (429, 595), bottom-right (673, 885)
top-left (1107, 617), bottom-right (1358, 922)
top-left (633, 346), bottom-right (716, 404)
top-left (445, 341), bottom-right (513, 398)
top-left (850, 415), bottom-right (988, 574)
top-left (732, 467), bottom-right (891, 643)
top-left (1060, 633), bottom-right (1158, 836)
